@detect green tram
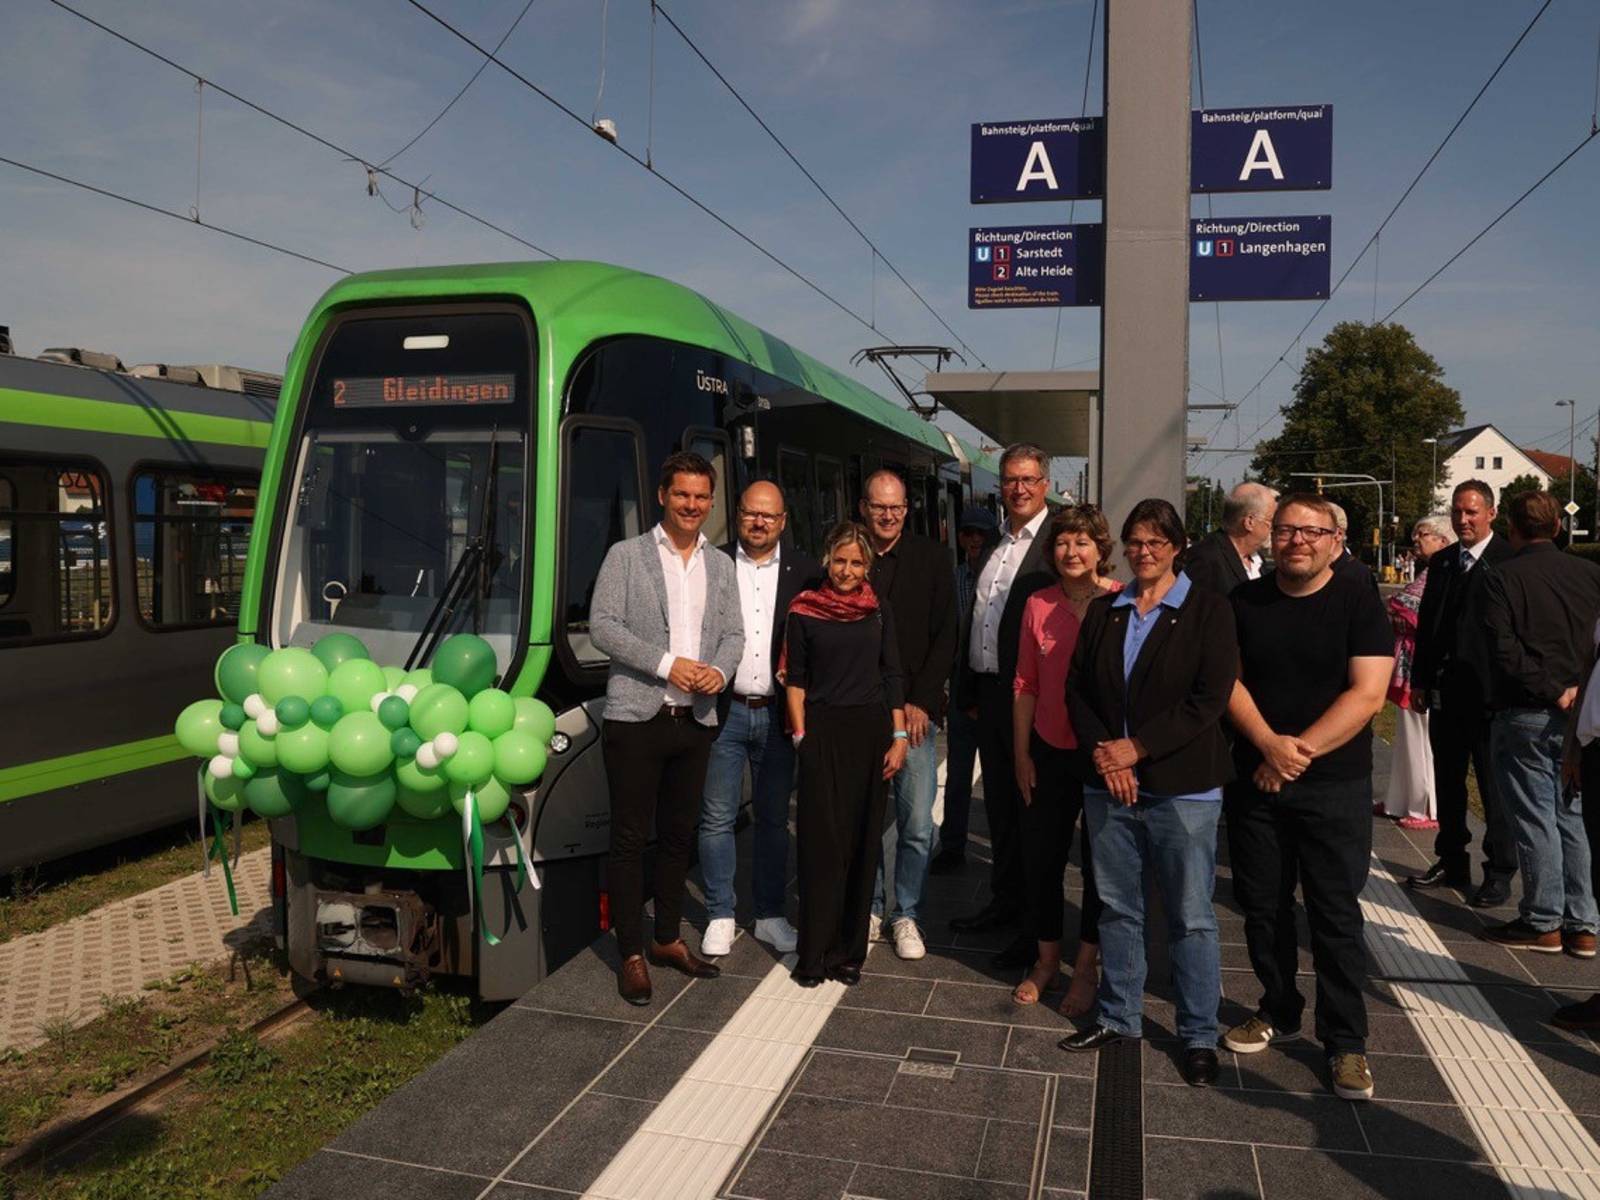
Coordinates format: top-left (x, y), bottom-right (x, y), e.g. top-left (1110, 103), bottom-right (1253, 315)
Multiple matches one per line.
top-left (245, 260), bottom-right (1001, 998)
top-left (0, 349), bottom-right (277, 872)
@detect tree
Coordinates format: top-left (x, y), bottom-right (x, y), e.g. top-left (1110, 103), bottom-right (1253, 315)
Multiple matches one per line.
top-left (1184, 477), bottom-right (1223, 543)
top-left (1251, 321), bottom-right (1465, 558)
top-left (1493, 469), bottom-right (1597, 541)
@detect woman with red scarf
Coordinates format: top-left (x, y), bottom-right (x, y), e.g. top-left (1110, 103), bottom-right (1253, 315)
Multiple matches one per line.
top-left (783, 521), bottom-right (908, 986)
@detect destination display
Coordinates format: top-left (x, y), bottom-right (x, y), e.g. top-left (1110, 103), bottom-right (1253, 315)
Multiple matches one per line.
top-left (1189, 215), bottom-right (1331, 301)
top-left (968, 224), bottom-right (1102, 308)
top-left (969, 118), bottom-right (1104, 203)
top-left (1190, 105), bottom-right (1332, 193)
top-left (330, 373), bottom-right (516, 407)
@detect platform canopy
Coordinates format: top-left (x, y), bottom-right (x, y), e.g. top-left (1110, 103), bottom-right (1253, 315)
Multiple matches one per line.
top-left (920, 369), bottom-right (1100, 458)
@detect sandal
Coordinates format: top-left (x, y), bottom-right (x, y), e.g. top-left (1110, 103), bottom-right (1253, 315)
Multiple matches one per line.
top-left (1058, 967), bottom-right (1098, 1019)
top-left (1012, 960), bottom-right (1060, 1006)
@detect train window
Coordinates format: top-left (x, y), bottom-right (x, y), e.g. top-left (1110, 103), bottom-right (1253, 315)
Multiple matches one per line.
top-left (846, 457), bottom-right (863, 516)
top-left (560, 420), bottom-right (646, 667)
top-left (683, 429), bottom-right (732, 548)
top-left (778, 449), bottom-right (815, 555)
top-left (0, 459), bottom-right (114, 644)
top-left (132, 471), bottom-right (257, 628)
top-left (815, 456), bottom-right (844, 533)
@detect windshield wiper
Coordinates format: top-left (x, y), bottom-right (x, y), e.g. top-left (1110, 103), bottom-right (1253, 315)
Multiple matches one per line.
top-left (402, 430), bottom-right (500, 670)
top-left (473, 431), bottom-right (501, 635)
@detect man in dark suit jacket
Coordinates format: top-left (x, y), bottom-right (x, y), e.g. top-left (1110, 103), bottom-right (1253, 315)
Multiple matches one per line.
top-left (1407, 479), bottom-right (1517, 904)
top-left (699, 481), bottom-right (822, 959)
top-left (950, 444), bottom-right (1058, 967)
top-left (1183, 481), bottom-right (1277, 596)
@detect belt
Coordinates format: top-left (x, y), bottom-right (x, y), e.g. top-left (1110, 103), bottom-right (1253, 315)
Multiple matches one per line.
top-left (660, 704), bottom-right (695, 719)
top-left (733, 693), bottom-right (773, 708)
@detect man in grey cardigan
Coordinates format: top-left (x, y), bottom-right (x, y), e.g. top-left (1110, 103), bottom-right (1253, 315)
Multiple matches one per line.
top-left (591, 451), bottom-right (744, 1005)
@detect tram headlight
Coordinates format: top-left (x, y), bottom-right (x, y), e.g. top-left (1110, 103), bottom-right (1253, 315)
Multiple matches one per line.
top-left (548, 733), bottom-right (571, 755)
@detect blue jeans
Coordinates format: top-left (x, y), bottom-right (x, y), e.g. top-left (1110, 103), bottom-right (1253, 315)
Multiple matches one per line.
top-left (938, 704), bottom-right (980, 856)
top-left (1085, 789), bottom-right (1221, 1048)
top-left (1492, 708), bottom-right (1598, 934)
top-left (700, 700), bottom-right (795, 922)
top-left (873, 729), bottom-right (939, 924)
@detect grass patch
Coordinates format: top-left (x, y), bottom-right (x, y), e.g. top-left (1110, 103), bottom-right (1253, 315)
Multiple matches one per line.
top-left (0, 820), bottom-right (271, 947)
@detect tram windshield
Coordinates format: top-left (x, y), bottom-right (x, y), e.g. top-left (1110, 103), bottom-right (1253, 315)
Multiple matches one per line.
top-left (271, 309), bottom-right (533, 675)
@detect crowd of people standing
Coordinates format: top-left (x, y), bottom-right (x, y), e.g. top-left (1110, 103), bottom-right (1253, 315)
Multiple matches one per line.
top-left (588, 446), bottom-right (1600, 1108)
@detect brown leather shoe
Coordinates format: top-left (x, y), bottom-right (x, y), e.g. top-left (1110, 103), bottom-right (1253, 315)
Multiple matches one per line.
top-left (648, 938), bottom-right (722, 979)
top-left (618, 954), bottom-right (652, 1006)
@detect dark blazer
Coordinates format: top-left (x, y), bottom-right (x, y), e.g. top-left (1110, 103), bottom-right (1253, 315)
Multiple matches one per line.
top-left (1181, 529), bottom-right (1250, 597)
top-left (1065, 581), bottom-right (1239, 795)
top-left (716, 540), bottom-right (822, 727)
top-left (1465, 540), bottom-right (1600, 711)
top-left (1411, 534), bottom-right (1513, 703)
top-left (867, 533), bottom-right (958, 716)
top-left (956, 515), bottom-right (1056, 707)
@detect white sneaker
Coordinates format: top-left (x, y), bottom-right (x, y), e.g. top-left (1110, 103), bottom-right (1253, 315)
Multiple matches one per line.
top-left (890, 918), bottom-right (926, 961)
top-left (869, 913), bottom-right (884, 943)
top-left (701, 917), bottom-right (736, 957)
top-left (753, 916), bottom-right (799, 953)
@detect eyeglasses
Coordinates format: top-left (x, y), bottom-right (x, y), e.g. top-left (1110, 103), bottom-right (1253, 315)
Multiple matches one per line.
top-left (1123, 538), bottom-right (1172, 555)
top-left (1001, 475), bottom-right (1045, 489)
top-left (864, 503), bottom-right (907, 516)
top-left (739, 508), bottom-right (783, 525)
top-left (1271, 524), bottom-right (1337, 544)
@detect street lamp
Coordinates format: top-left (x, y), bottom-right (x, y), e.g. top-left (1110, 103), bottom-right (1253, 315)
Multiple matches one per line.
top-left (1557, 399), bottom-right (1577, 533)
top-left (1422, 437), bottom-right (1438, 513)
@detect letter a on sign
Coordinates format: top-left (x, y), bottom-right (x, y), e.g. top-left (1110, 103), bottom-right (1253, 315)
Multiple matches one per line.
top-left (1016, 141), bottom-right (1059, 192)
top-left (1238, 129), bottom-right (1285, 182)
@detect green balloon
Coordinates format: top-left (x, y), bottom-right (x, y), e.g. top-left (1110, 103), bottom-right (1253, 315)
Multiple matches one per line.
top-left (430, 634), bottom-right (498, 698)
top-left (451, 775), bottom-right (511, 823)
top-left (326, 770), bottom-right (396, 830)
top-left (257, 647), bottom-right (329, 705)
top-left (493, 730), bottom-right (546, 785)
top-left (468, 689), bottom-right (516, 738)
top-left (382, 665), bottom-right (407, 691)
top-left (390, 728), bottom-right (423, 759)
top-left (327, 658), bottom-right (387, 716)
top-left (205, 773), bottom-right (247, 812)
top-left (175, 699), bottom-right (225, 758)
top-left (310, 695), bottom-right (344, 729)
top-left (276, 695), bottom-right (311, 729)
top-left (395, 754), bottom-right (448, 795)
top-left (328, 711), bottom-right (394, 777)
top-left (402, 668), bottom-right (433, 691)
top-left (396, 773), bottom-right (453, 820)
top-left (377, 695), bottom-right (411, 731)
top-left (409, 683), bottom-right (469, 739)
top-left (244, 767), bottom-right (307, 818)
top-left (511, 697), bottom-right (557, 743)
top-left (237, 720), bottom-right (278, 768)
top-left (309, 632), bottom-right (370, 673)
top-left (219, 702), bottom-right (248, 731)
top-left (444, 730), bottom-right (495, 787)
top-left (277, 723), bottom-right (331, 775)
top-left (215, 643), bottom-right (270, 705)
top-left (231, 756), bottom-right (256, 781)
top-left (305, 770), bottom-right (332, 793)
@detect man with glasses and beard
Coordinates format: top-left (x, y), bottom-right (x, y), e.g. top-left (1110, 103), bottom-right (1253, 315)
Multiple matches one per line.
top-left (1223, 493), bottom-right (1394, 1102)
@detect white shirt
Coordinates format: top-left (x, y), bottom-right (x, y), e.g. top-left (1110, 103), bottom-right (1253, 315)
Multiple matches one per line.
top-left (1459, 530), bottom-right (1494, 572)
top-left (732, 542), bottom-right (782, 696)
top-left (652, 524), bottom-right (714, 705)
top-left (1244, 551), bottom-right (1263, 580)
top-left (969, 506), bottom-right (1050, 674)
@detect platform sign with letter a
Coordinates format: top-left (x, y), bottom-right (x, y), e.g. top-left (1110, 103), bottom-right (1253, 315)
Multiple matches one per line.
top-left (970, 118), bottom-right (1104, 203)
top-left (969, 224), bottom-right (1103, 308)
top-left (1191, 105), bottom-right (1332, 193)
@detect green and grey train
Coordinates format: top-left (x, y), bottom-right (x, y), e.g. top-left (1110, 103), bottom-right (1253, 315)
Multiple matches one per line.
top-left (0, 345), bottom-right (278, 872)
top-left (241, 261), bottom-right (1009, 998)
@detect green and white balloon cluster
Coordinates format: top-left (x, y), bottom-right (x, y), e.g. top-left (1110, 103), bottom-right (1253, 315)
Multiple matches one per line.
top-left (173, 632), bottom-right (556, 831)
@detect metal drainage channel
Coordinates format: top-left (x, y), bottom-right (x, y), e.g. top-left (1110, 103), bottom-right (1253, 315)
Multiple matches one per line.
top-left (1086, 1037), bottom-right (1144, 1200)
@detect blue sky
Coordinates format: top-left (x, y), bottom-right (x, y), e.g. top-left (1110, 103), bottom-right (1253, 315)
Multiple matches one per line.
top-left (3, 0), bottom-right (1597, 487)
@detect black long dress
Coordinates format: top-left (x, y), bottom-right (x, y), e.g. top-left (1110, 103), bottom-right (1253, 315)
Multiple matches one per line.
top-left (784, 606), bottom-right (905, 977)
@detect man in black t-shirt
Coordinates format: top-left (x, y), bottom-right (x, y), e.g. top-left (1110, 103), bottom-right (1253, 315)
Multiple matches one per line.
top-left (1222, 493), bottom-right (1394, 1103)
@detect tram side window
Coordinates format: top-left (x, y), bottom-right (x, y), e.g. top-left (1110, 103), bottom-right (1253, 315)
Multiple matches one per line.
top-left (133, 470), bottom-right (257, 628)
top-left (0, 460), bottom-right (114, 643)
top-left (778, 449), bottom-right (815, 555)
top-left (815, 457), bottom-right (844, 533)
top-left (563, 424), bottom-right (645, 666)
top-left (685, 432), bottom-right (732, 548)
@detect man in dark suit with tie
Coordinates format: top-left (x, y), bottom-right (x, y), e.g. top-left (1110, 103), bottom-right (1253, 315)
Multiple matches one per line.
top-left (1182, 481), bottom-right (1277, 597)
top-left (699, 480), bottom-right (822, 959)
top-left (950, 444), bottom-right (1058, 967)
top-left (1407, 479), bottom-right (1518, 905)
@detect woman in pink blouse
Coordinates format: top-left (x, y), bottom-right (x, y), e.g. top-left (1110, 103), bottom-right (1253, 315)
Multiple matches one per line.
top-left (1012, 506), bottom-right (1123, 1010)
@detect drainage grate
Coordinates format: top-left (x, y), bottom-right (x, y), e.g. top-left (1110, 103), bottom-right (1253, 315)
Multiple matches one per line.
top-left (1086, 1038), bottom-right (1144, 1200)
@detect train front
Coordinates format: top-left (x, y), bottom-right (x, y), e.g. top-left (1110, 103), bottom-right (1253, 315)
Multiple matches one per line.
top-left (247, 297), bottom-right (606, 1000)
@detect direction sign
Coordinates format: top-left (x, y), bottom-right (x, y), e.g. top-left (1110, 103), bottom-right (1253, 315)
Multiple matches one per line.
top-left (970, 118), bottom-right (1104, 204)
top-left (1565, 500), bottom-right (1581, 516)
top-left (1190, 215), bottom-right (1331, 301)
top-left (968, 224), bottom-right (1103, 308)
top-left (1191, 105), bottom-right (1332, 193)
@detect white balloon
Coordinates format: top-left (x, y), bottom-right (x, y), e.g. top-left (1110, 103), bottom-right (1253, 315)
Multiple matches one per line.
top-left (432, 731), bottom-right (459, 759)
top-left (256, 710), bottom-right (280, 737)
top-left (243, 693), bottom-right (267, 720)
top-left (415, 744), bottom-right (440, 770)
top-left (217, 732), bottom-right (241, 757)
top-left (208, 754), bottom-right (233, 779)
top-left (370, 691), bottom-right (391, 713)
top-left (396, 684), bottom-right (419, 704)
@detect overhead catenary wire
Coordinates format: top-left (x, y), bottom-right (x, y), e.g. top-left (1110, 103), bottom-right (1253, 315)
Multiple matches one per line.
top-left (650, 1), bottom-right (990, 369)
top-left (47, 0), bottom-right (559, 261)
top-left (0, 153), bottom-right (350, 274)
